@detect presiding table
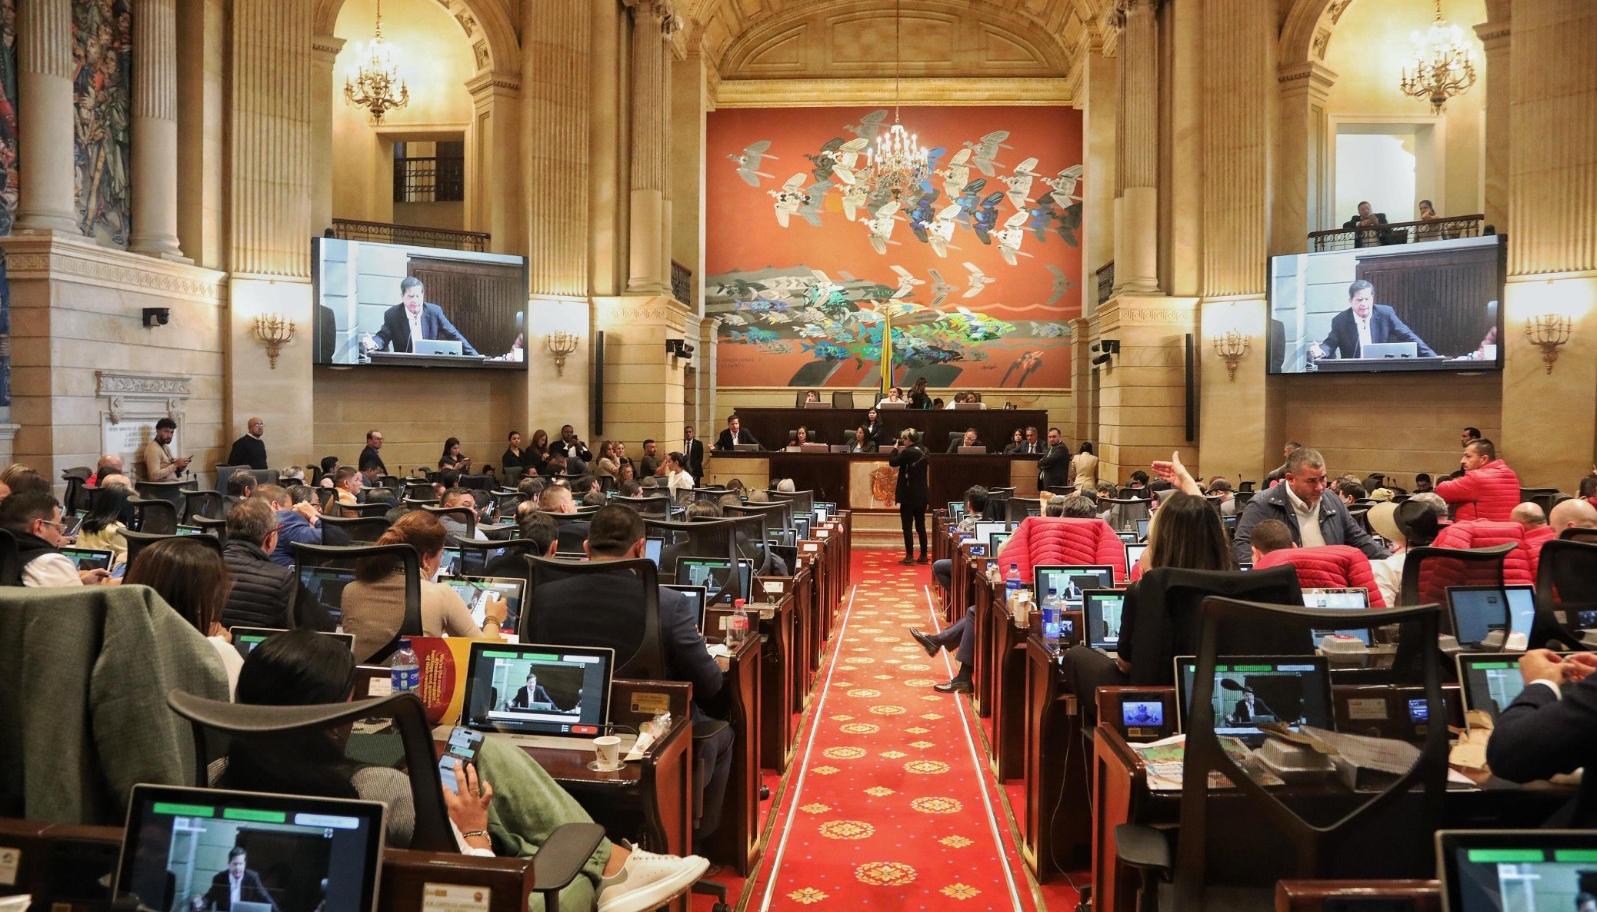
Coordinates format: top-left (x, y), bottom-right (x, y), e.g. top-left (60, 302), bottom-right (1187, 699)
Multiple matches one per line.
top-left (726, 406), bottom-right (1050, 453)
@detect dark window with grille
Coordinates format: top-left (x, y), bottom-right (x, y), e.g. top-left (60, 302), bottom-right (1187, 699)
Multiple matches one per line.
top-left (393, 140), bottom-right (465, 203)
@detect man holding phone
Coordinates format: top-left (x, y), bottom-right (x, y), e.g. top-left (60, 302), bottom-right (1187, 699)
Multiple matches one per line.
top-left (141, 417), bottom-right (191, 481)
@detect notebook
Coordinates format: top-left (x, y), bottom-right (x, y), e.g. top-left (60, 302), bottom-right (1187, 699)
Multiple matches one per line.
top-left (441, 575), bottom-right (527, 630)
top-left (456, 641), bottom-right (625, 751)
top-left (231, 627), bottom-right (356, 660)
top-left (1447, 585), bottom-right (1536, 648)
top-left (1174, 655), bottom-right (1334, 743)
top-left (115, 784), bottom-right (385, 912)
top-left (1436, 829), bottom-right (1597, 912)
top-left (1083, 589), bottom-right (1128, 654)
top-left (1302, 587), bottom-right (1373, 646)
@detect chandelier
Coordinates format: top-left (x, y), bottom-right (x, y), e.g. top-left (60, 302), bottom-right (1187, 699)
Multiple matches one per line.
top-left (343, 0), bottom-right (410, 123)
top-left (1398, 0), bottom-right (1476, 114)
top-left (863, 0), bottom-right (928, 201)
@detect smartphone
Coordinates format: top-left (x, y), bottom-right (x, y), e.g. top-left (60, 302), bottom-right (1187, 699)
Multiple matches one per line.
top-left (438, 726), bottom-right (485, 793)
top-left (110, 562), bottom-right (130, 580)
top-left (62, 512), bottom-right (84, 536)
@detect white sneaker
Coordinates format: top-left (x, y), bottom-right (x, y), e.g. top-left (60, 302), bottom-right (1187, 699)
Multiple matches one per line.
top-left (595, 843), bottom-right (710, 912)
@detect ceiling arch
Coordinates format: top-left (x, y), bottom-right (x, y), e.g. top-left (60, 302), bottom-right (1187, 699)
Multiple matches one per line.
top-left (314, 0), bottom-right (519, 76)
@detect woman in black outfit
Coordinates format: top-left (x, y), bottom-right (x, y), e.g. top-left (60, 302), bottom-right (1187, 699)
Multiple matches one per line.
top-left (908, 377), bottom-right (932, 410)
top-left (889, 429), bottom-right (929, 564)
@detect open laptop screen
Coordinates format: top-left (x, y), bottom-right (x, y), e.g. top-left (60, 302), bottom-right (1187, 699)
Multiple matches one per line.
top-left (1302, 587), bottom-right (1372, 645)
top-left (1083, 589), bottom-right (1127, 651)
top-left (974, 521), bottom-right (1009, 543)
top-left (461, 642), bottom-right (613, 738)
top-left (296, 566), bottom-right (358, 625)
top-left (663, 584), bottom-right (708, 633)
top-left (231, 627), bottom-right (355, 660)
top-left (61, 547), bottom-right (113, 572)
top-left (1448, 585), bottom-right (1536, 647)
top-left (1035, 565), bottom-right (1115, 612)
top-left (677, 557), bottom-right (754, 604)
top-left (1175, 655), bottom-right (1333, 739)
top-left (1438, 830), bottom-right (1597, 912)
top-left (1457, 654), bottom-right (1537, 723)
top-left (441, 576), bottom-right (527, 630)
top-left (116, 784), bottom-right (385, 912)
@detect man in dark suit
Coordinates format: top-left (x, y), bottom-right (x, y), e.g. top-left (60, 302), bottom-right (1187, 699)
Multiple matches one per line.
top-left (360, 276), bottom-right (478, 356)
top-left (681, 426), bottom-right (706, 484)
top-left (1038, 427), bottom-right (1072, 489)
top-left (1341, 200), bottom-right (1393, 248)
top-left (889, 429), bottom-right (929, 564)
top-left (713, 416), bottom-right (761, 451)
top-left (946, 428), bottom-right (982, 453)
top-left (357, 429), bottom-right (387, 475)
top-left (1311, 279), bottom-right (1436, 361)
top-left (530, 505), bottom-right (732, 844)
top-left (204, 847), bottom-right (278, 911)
top-left (1485, 649), bottom-right (1597, 825)
top-left (1008, 426), bottom-right (1044, 455)
top-left (507, 670), bottom-right (572, 712)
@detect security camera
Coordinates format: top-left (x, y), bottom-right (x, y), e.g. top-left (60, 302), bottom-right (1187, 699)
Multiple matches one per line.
top-left (142, 307), bottom-right (170, 328)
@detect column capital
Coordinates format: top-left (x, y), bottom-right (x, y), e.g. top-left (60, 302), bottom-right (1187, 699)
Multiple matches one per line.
top-left (312, 33), bottom-right (346, 63)
top-left (626, 0), bottom-right (676, 29)
top-left (1277, 60), bottom-right (1337, 100)
top-left (1474, 20), bottom-right (1511, 48)
top-left (465, 70), bottom-right (522, 99)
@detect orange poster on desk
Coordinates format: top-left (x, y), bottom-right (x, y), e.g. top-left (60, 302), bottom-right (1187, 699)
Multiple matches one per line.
top-left (410, 637), bottom-right (476, 726)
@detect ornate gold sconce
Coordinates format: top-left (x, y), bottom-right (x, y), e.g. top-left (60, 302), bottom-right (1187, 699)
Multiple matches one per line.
top-left (1524, 313), bottom-right (1572, 374)
top-left (1212, 330), bottom-right (1250, 381)
top-left (253, 314), bottom-right (296, 369)
top-left (545, 331), bottom-right (579, 375)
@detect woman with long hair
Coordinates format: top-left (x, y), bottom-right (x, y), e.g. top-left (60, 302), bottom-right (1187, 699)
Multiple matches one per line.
top-left (439, 437), bottom-right (472, 473)
top-left (124, 537), bottom-right (242, 694)
top-left (340, 511), bottom-right (505, 662)
top-left (594, 440), bottom-right (620, 481)
top-left (224, 630), bottom-right (709, 911)
top-left (908, 377), bottom-right (931, 410)
top-left (526, 429), bottom-right (551, 477)
top-left (76, 482), bottom-right (132, 568)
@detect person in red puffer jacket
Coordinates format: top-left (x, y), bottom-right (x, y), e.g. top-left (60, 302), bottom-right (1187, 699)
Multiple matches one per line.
top-left (1435, 437), bottom-right (1521, 522)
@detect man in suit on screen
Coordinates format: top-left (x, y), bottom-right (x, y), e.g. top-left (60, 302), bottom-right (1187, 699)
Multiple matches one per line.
top-left (360, 276), bottom-right (479, 356)
top-left (1309, 279), bottom-right (1436, 361)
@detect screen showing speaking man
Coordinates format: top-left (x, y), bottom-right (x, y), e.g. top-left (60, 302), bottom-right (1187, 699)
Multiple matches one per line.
top-left (464, 647), bottom-right (610, 736)
top-left (1308, 279), bottom-right (1436, 362)
top-left (360, 276), bottom-right (478, 357)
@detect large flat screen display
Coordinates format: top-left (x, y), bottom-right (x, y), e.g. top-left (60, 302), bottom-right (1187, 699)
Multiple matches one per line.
top-left (1267, 234), bottom-right (1505, 375)
top-left (312, 236), bottom-right (527, 370)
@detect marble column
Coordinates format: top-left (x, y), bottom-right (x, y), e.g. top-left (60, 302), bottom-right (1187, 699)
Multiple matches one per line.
top-left (1272, 62), bottom-right (1335, 257)
top-left (626, 0), bottom-right (672, 297)
top-left (14, 0), bottom-right (78, 234)
top-left (467, 73), bottom-right (523, 252)
top-left (524, 0), bottom-right (591, 298)
top-left (1474, 20), bottom-right (1511, 236)
top-left (309, 34), bottom-right (344, 238)
top-left (129, 0), bottom-right (185, 259)
top-left (1113, 0), bottom-right (1159, 295)
top-left (1081, 43), bottom-right (1117, 318)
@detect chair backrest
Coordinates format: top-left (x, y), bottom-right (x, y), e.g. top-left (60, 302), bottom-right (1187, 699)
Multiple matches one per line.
top-left (794, 390), bottom-right (808, 408)
top-left (1176, 597), bottom-right (1447, 906)
top-left (725, 501), bottom-right (788, 539)
top-left (1101, 497), bottom-right (1152, 533)
top-left (1006, 497), bottom-right (1043, 522)
top-left (831, 390), bottom-right (855, 409)
top-left (523, 556), bottom-right (666, 679)
top-left (1398, 542), bottom-right (1515, 615)
top-left (338, 501), bottom-right (392, 518)
top-left (723, 512), bottom-right (775, 572)
top-left (213, 466), bottom-right (244, 499)
top-left (0, 528), bottom-right (19, 586)
top-left (134, 480), bottom-right (192, 513)
top-left (1560, 526), bottom-right (1597, 543)
top-left (123, 530), bottom-right (223, 568)
top-left (613, 494), bottom-right (673, 517)
top-left (450, 536), bottom-right (539, 576)
top-left (166, 690), bottom-right (455, 852)
top-left (424, 506), bottom-right (476, 538)
top-left (1125, 565), bottom-right (1307, 685)
top-left (767, 488), bottom-right (815, 515)
top-left (180, 490), bottom-right (225, 523)
top-left (128, 497), bottom-right (178, 535)
top-left (1531, 538), bottom-right (1597, 650)
top-left (61, 471), bottom-right (92, 514)
top-left (1254, 545), bottom-right (1385, 608)
top-left (291, 542), bottom-right (421, 663)
top-left (192, 516), bottom-right (228, 541)
top-left (644, 517), bottom-right (737, 580)
top-left (318, 514), bottom-right (394, 544)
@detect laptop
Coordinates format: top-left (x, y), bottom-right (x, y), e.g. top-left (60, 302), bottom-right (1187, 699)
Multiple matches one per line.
top-left (1034, 565), bottom-right (1116, 612)
top-left (1116, 531), bottom-right (1136, 544)
top-left (676, 557), bottom-right (754, 605)
top-left (1123, 542), bottom-right (1147, 578)
top-left (732, 443), bottom-right (762, 452)
top-left (61, 546), bottom-right (114, 572)
top-left (1362, 341), bottom-right (1418, 359)
top-left (1136, 518), bottom-right (1150, 541)
top-left (664, 583), bottom-right (708, 633)
top-left (1436, 829), bottom-right (1597, 912)
top-left (441, 576), bottom-right (527, 630)
top-left (644, 536), bottom-right (663, 568)
top-left (415, 339), bottom-right (464, 356)
top-left (768, 528), bottom-right (797, 548)
top-left (176, 524), bottom-right (206, 536)
top-left (296, 566), bottom-right (359, 625)
top-left (1455, 652), bottom-right (1560, 728)
top-left (1301, 587), bottom-right (1373, 646)
top-left (1083, 589), bottom-right (1128, 655)
top-left (948, 502), bottom-right (967, 520)
top-left (231, 627), bottom-right (356, 660)
top-left (439, 545), bottom-right (464, 578)
top-left (1447, 585), bottom-right (1536, 648)
top-left (878, 401), bottom-right (908, 409)
top-left (989, 531), bottom-right (1013, 555)
top-left (974, 521), bottom-right (1009, 543)
top-left (956, 446), bottom-right (988, 455)
top-left (115, 784), bottom-right (386, 912)
top-left (1174, 655), bottom-right (1334, 743)
top-left (455, 641), bottom-right (628, 751)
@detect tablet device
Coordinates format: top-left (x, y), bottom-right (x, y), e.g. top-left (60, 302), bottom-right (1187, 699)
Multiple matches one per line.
top-left (1437, 829), bottom-right (1597, 912)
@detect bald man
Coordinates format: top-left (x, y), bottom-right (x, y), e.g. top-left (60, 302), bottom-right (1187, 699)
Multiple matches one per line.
top-left (226, 417), bottom-right (269, 470)
top-left (1550, 498), bottom-right (1597, 534)
top-left (1511, 502), bottom-right (1548, 532)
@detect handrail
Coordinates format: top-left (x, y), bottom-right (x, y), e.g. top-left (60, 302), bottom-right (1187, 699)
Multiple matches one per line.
top-left (671, 260), bottom-right (693, 307)
top-left (330, 218), bottom-right (490, 253)
top-left (1095, 260), bottom-right (1115, 306)
top-left (1308, 213), bottom-right (1485, 252)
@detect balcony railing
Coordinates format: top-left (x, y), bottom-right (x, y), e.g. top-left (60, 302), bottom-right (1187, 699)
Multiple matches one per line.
top-left (671, 260), bottom-right (693, 307)
top-left (393, 155), bottom-right (465, 204)
top-left (330, 218), bottom-right (491, 253)
top-left (1308, 213), bottom-right (1486, 252)
top-left (1095, 260), bottom-right (1115, 306)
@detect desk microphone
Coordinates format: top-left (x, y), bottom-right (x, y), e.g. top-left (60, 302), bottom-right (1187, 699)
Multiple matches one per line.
top-left (1218, 678), bottom-right (1278, 724)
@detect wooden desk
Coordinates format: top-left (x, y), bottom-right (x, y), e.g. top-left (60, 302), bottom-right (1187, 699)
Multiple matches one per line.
top-left (708, 451), bottom-right (1040, 510)
top-left (727, 406), bottom-right (1049, 457)
top-left (754, 584), bottom-right (798, 773)
top-left (1275, 880), bottom-right (1442, 911)
top-left (1022, 633), bottom-right (1092, 879)
top-left (695, 625), bottom-right (764, 875)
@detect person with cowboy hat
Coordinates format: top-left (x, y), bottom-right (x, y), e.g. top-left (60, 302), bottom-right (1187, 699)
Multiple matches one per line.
top-left (1368, 499), bottom-right (1440, 607)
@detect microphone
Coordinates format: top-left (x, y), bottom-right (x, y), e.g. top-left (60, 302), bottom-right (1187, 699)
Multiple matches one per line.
top-left (1218, 678), bottom-right (1278, 724)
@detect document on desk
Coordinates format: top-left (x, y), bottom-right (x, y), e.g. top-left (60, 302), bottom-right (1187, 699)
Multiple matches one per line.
top-left (1295, 726), bottom-right (1478, 790)
top-left (1131, 734), bottom-right (1284, 791)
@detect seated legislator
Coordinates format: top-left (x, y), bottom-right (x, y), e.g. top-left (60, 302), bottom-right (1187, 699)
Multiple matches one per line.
top-left (1485, 648), bottom-right (1597, 825)
top-left (947, 428), bottom-right (982, 453)
top-left (75, 481), bottom-right (132, 569)
top-left (360, 276), bottom-right (478, 356)
top-left (529, 505), bottom-right (734, 847)
top-left (1309, 279), bottom-right (1437, 361)
top-left (0, 490), bottom-right (110, 586)
top-left (124, 537), bottom-right (245, 697)
top-left (483, 507), bottom-right (560, 584)
top-left (847, 425), bottom-right (877, 453)
top-left (713, 415), bottom-right (761, 451)
top-left (1435, 436), bottom-right (1522, 522)
top-left (1231, 446), bottom-right (1389, 564)
top-left (220, 496), bottom-right (297, 630)
top-left (223, 629), bottom-right (710, 912)
top-left (791, 426), bottom-right (819, 447)
top-left (340, 511), bottom-right (506, 663)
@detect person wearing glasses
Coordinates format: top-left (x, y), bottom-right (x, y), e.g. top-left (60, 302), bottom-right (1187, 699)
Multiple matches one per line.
top-left (358, 429), bottom-right (388, 475)
top-left (0, 490), bottom-right (111, 586)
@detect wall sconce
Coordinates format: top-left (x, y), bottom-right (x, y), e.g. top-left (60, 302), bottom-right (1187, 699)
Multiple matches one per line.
top-left (1212, 330), bottom-right (1250, 381)
top-left (545, 330), bottom-right (579, 375)
top-left (1524, 313), bottom-right (1572, 374)
top-left (253, 314), bottom-right (296, 369)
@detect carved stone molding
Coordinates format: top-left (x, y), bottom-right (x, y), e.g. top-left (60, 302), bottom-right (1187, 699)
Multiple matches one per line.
top-left (97, 371), bottom-right (192, 424)
top-left (0, 235), bottom-right (224, 302)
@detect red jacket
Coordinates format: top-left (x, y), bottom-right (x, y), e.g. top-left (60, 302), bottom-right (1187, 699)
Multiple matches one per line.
top-left (1434, 459), bottom-right (1522, 522)
top-left (994, 517), bottom-right (1127, 582)
top-left (1410, 519), bottom-right (1541, 605)
top-left (1255, 545), bottom-right (1386, 608)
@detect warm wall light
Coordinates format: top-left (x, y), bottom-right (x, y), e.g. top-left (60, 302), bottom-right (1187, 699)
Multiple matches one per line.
top-left (1524, 313), bottom-right (1571, 374)
top-left (253, 314), bottom-right (296, 369)
top-left (1212, 330), bottom-right (1250, 381)
top-left (545, 330), bottom-right (579, 374)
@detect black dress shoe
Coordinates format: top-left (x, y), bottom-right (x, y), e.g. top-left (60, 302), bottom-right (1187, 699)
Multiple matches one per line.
top-left (933, 678), bottom-right (973, 694)
top-left (908, 628), bottom-right (939, 657)
top-left (899, 556), bottom-right (916, 565)
top-left (916, 553), bottom-right (930, 564)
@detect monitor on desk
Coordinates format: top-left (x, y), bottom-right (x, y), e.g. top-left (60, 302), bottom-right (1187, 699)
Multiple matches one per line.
top-left (1448, 585), bottom-right (1536, 647)
top-left (296, 565), bottom-right (358, 625)
top-left (460, 641), bottom-right (613, 738)
top-left (231, 627), bottom-right (356, 660)
top-left (1174, 655), bottom-right (1334, 740)
top-left (974, 521), bottom-right (1009, 543)
top-left (1437, 830), bottom-right (1597, 912)
top-left (663, 584), bottom-right (708, 633)
top-left (989, 531), bottom-right (1013, 556)
top-left (1123, 543), bottom-right (1147, 578)
top-left (948, 502), bottom-right (967, 520)
top-left (677, 556), bottom-right (754, 604)
top-left (1084, 589), bottom-right (1128, 652)
top-left (1456, 653), bottom-right (1552, 724)
top-left (1302, 587), bottom-right (1372, 646)
top-left (1136, 518), bottom-right (1150, 541)
top-left (440, 575), bottom-right (527, 630)
top-left (1035, 565), bottom-right (1116, 612)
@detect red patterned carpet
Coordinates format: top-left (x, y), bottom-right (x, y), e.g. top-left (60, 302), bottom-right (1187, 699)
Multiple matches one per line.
top-left (727, 548), bottom-right (1070, 911)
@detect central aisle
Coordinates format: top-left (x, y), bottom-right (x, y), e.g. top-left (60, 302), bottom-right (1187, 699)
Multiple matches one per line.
top-left (740, 549), bottom-right (1050, 911)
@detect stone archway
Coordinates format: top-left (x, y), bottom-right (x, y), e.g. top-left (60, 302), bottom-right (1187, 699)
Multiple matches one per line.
top-left (313, 0), bottom-right (519, 75)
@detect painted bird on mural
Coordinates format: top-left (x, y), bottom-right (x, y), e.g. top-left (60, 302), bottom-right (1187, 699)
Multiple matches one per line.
top-left (962, 262), bottom-right (996, 299)
top-left (928, 268), bottom-right (954, 308)
top-left (921, 204), bottom-right (961, 258)
top-left (962, 131), bottom-right (1012, 176)
top-left (798, 179), bottom-right (832, 227)
top-left (1001, 157), bottom-right (1041, 211)
top-left (938, 148), bottom-right (974, 201)
top-left (729, 140), bottom-right (777, 187)
top-left (1046, 263), bottom-right (1073, 307)
top-left (994, 211), bottom-right (1032, 266)
top-left (845, 109), bottom-right (891, 142)
top-left (1040, 164), bottom-right (1084, 206)
top-left (864, 201), bottom-right (902, 254)
top-left (770, 173), bottom-right (810, 227)
top-left (889, 265), bottom-right (924, 298)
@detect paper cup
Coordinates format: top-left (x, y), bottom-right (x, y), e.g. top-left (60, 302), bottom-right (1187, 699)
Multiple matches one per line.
top-left (594, 735), bottom-right (622, 770)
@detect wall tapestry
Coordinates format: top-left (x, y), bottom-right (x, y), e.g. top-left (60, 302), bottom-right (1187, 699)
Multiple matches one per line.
top-left (73, 0), bottom-right (131, 248)
top-left (707, 105), bottom-right (1083, 389)
top-left (0, 0), bottom-right (17, 238)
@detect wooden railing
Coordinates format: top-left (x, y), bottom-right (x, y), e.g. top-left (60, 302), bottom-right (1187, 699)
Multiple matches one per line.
top-left (1308, 213), bottom-right (1486, 252)
top-left (330, 218), bottom-right (490, 252)
top-left (1095, 260), bottom-right (1115, 306)
top-left (671, 260), bottom-right (693, 307)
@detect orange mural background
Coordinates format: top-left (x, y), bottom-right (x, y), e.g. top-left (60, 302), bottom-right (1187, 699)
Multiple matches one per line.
top-left (707, 105), bottom-right (1083, 389)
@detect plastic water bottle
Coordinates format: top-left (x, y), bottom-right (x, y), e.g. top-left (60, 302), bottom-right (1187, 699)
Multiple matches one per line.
top-left (389, 638), bottom-right (420, 693)
top-left (1042, 582), bottom-right (1062, 644)
top-left (1005, 562), bottom-right (1023, 609)
top-left (728, 599), bottom-right (751, 646)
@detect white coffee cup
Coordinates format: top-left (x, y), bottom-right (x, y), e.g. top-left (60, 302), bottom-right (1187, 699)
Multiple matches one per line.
top-left (594, 735), bottom-right (622, 770)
